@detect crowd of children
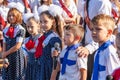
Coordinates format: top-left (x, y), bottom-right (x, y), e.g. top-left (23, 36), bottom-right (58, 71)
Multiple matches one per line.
top-left (0, 0), bottom-right (120, 80)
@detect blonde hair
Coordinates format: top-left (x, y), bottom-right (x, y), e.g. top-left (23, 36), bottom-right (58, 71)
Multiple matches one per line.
top-left (7, 8), bottom-right (22, 24)
top-left (91, 14), bottom-right (115, 32)
top-left (64, 24), bottom-right (84, 42)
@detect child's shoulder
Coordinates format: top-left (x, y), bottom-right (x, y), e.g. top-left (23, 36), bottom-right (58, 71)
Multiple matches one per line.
top-left (107, 44), bottom-right (116, 53)
top-left (104, 44), bottom-right (117, 56)
top-left (59, 46), bottom-right (67, 56)
top-left (16, 24), bottom-right (25, 31)
top-left (3, 26), bottom-right (9, 33)
top-left (47, 32), bottom-right (61, 43)
top-left (24, 36), bottom-right (31, 42)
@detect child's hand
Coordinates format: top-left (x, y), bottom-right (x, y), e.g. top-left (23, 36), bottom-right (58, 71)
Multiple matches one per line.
top-left (50, 76), bottom-right (56, 80)
top-left (76, 46), bottom-right (89, 58)
top-left (3, 58), bottom-right (9, 68)
top-left (52, 50), bottom-right (59, 58)
top-left (0, 31), bottom-right (3, 40)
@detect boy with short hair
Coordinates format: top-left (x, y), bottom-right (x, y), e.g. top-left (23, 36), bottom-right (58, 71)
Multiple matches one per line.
top-left (91, 14), bottom-right (120, 80)
top-left (50, 24), bottom-right (87, 80)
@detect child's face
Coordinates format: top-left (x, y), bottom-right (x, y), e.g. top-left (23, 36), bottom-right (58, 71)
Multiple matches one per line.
top-left (40, 14), bottom-right (53, 32)
top-left (26, 19), bottom-right (39, 36)
top-left (64, 30), bottom-right (76, 46)
top-left (8, 12), bottom-right (17, 24)
top-left (91, 25), bottom-right (110, 45)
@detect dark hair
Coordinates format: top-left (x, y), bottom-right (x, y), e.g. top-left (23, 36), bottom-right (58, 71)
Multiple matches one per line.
top-left (40, 10), bottom-right (62, 37)
top-left (40, 0), bottom-right (51, 5)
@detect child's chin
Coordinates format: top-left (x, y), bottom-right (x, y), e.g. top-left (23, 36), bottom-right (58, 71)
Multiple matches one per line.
top-left (93, 39), bottom-right (98, 42)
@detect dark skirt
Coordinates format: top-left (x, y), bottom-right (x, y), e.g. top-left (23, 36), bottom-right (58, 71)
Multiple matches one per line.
top-left (2, 49), bottom-right (25, 80)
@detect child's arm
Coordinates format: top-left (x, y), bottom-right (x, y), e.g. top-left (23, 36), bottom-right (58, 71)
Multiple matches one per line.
top-left (77, 56), bottom-right (87, 80)
top-left (80, 68), bottom-right (87, 80)
top-left (50, 50), bottom-right (60, 80)
top-left (2, 42), bottom-right (6, 59)
top-left (2, 42), bottom-right (22, 58)
top-left (2, 42), bottom-right (9, 68)
top-left (50, 61), bottom-right (60, 80)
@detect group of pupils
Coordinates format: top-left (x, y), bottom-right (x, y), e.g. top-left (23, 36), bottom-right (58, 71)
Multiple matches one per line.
top-left (1, 5), bottom-right (62, 80)
top-left (1, 8), bottom-right (120, 80)
top-left (0, 1), bottom-right (120, 80)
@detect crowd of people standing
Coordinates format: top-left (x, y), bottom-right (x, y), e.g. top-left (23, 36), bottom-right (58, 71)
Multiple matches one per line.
top-left (0, 0), bottom-right (120, 80)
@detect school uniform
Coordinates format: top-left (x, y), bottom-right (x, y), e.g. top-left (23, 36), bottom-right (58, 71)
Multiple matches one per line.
top-left (22, 34), bottom-right (42, 80)
top-left (2, 24), bottom-right (26, 80)
top-left (61, 0), bottom-right (77, 19)
top-left (86, 34), bottom-right (116, 80)
top-left (52, 0), bottom-right (60, 6)
top-left (91, 40), bottom-right (120, 80)
top-left (59, 44), bottom-right (87, 80)
top-left (77, 0), bottom-right (85, 18)
top-left (38, 31), bottom-right (62, 80)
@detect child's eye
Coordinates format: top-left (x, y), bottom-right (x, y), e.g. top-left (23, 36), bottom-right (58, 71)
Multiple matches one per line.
top-left (40, 20), bottom-right (42, 23)
top-left (8, 14), bottom-right (15, 17)
top-left (96, 28), bottom-right (101, 30)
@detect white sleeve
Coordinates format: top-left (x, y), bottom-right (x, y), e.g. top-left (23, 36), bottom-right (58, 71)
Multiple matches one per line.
top-left (71, 1), bottom-right (78, 18)
top-left (21, 44), bottom-right (28, 57)
top-left (77, 0), bottom-right (85, 17)
top-left (85, 41), bottom-right (99, 54)
top-left (106, 47), bottom-right (120, 74)
top-left (77, 57), bottom-right (88, 70)
top-left (17, 37), bottom-right (24, 43)
top-left (97, 0), bottom-right (112, 16)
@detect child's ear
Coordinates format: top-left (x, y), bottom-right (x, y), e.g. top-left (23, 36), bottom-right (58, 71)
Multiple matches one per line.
top-left (108, 29), bottom-right (112, 35)
top-left (75, 36), bottom-right (80, 41)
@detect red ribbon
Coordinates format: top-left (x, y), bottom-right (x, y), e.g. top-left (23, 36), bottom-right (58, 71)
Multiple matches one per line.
top-left (0, 15), bottom-right (6, 30)
top-left (59, 0), bottom-right (73, 18)
top-left (112, 8), bottom-right (118, 19)
top-left (6, 26), bottom-right (14, 38)
top-left (22, 0), bottom-right (31, 9)
top-left (34, 35), bottom-right (45, 58)
top-left (25, 39), bottom-right (35, 50)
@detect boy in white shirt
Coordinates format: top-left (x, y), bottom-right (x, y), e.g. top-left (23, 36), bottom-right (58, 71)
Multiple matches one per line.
top-left (50, 24), bottom-right (87, 80)
top-left (91, 14), bottom-right (120, 80)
